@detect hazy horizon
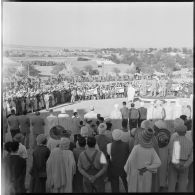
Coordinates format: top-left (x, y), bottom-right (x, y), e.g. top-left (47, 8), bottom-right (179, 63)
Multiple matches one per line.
top-left (3, 2), bottom-right (193, 48)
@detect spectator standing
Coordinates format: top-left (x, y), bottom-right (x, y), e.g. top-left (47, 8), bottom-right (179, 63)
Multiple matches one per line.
top-left (78, 136), bottom-right (107, 193)
top-left (18, 110), bottom-right (30, 149)
top-left (13, 133), bottom-right (28, 160)
top-left (168, 123), bottom-right (193, 192)
top-left (104, 118), bottom-right (113, 141)
top-left (73, 136), bottom-right (86, 193)
top-left (58, 108), bottom-right (73, 131)
top-left (138, 101), bottom-right (147, 127)
top-left (110, 104), bottom-right (122, 130)
top-left (3, 110), bottom-right (8, 142)
top-left (46, 137), bottom-right (76, 193)
top-left (72, 110), bottom-right (82, 143)
top-left (84, 105), bottom-right (98, 123)
top-left (129, 103), bottom-right (139, 130)
top-left (153, 120), bottom-right (171, 191)
top-left (3, 142), bottom-right (26, 194)
top-left (124, 128), bottom-right (161, 192)
top-left (7, 109), bottom-right (20, 138)
top-left (173, 99), bottom-right (182, 119)
top-left (30, 134), bottom-right (50, 193)
top-left (95, 123), bottom-right (111, 157)
top-left (45, 109), bottom-right (58, 136)
top-left (120, 101), bottom-right (129, 130)
top-left (31, 111), bottom-right (45, 149)
top-left (107, 129), bottom-right (129, 192)
top-left (151, 100), bottom-right (166, 121)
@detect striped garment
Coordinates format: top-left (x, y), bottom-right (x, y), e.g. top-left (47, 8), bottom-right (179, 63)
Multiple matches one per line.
top-left (170, 135), bottom-right (193, 161)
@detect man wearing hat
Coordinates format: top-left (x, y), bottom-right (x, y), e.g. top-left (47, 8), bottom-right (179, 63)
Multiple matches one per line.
top-left (167, 123), bottom-right (193, 192)
top-left (107, 129), bottom-right (129, 192)
top-left (30, 134), bottom-right (50, 193)
top-left (124, 128), bottom-right (161, 192)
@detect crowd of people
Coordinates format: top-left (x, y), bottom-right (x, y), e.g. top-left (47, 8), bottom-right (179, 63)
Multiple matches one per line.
top-left (2, 98), bottom-right (193, 193)
top-left (3, 73), bottom-right (193, 117)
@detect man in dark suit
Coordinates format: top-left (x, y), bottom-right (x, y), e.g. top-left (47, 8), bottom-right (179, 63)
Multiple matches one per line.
top-left (120, 101), bottom-right (129, 131)
top-left (138, 101), bottom-right (147, 127)
top-left (18, 110), bottom-right (30, 149)
top-left (31, 111), bottom-right (45, 149)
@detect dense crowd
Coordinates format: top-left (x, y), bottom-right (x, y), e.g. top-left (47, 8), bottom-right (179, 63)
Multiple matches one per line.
top-left (3, 74), bottom-right (193, 117)
top-left (2, 98), bottom-right (193, 193)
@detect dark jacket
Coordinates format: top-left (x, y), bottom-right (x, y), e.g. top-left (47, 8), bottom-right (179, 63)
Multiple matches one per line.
top-left (30, 145), bottom-right (50, 193)
top-left (95, 134), bottom-right (111, 157)
top-left (4, 155), bottom-right (26, 193)
top-left (110, 140), bottom-right (129, 176)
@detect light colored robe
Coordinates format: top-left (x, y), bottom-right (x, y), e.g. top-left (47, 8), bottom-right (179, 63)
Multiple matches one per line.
top-left (124, 144), bottom-right (161, 192)
top-left (58, 114), bottom-right (73, 132)
top-left (110, 108), bottom-right (122, 130)
top-left (46, 148), bottom-right (76, 193)
top-left (127, 85), bottom-right (135, 102)
top-left (173, 103), bottom-right (182, 119)
top-left (45, 115), bottom-right (58, 136)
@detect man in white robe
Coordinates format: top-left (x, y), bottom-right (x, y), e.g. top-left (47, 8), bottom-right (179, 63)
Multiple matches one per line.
top-left (127, 84), bottom-right (135, 103)
top-left (45, 109), bottom-right (58, 136)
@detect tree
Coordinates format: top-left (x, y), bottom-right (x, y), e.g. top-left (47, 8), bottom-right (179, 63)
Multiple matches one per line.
top-left (112, 67), bottom-right (120, 75)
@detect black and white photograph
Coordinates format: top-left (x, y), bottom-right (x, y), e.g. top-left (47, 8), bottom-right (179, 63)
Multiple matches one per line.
top-left (1, 2), bottom-right (193, 194)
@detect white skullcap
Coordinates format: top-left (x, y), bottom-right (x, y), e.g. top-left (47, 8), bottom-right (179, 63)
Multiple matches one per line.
top-left (81, 126), bottom-right (89, 137)
top-left (112, 129), bottom-right (122, 141)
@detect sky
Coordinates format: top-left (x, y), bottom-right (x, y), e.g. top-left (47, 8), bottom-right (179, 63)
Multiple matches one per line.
top-left (3, 2), bottom-right (193, 48)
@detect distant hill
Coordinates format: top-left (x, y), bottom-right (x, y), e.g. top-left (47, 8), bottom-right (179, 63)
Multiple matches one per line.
top-left (3, 44), bottom-right (97, 51)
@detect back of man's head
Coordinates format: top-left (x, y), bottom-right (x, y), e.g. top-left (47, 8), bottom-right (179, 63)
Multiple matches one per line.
top-left (78, 136), bottom-right (86, 148)
top-left (122, 101), bottom-right (126, 106)
top-left (11, 141), bottom-right (19, 153)
top-left (49, 109), bottom-right (53, 114)
top-left (23, 110), bottom-right (27, 115)
top-left (131, 103), bottom-right (135, 108)
top-left (11, 109), bottom-right (15, 115)
top-left (87, 136), bottom-right (96, 148)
